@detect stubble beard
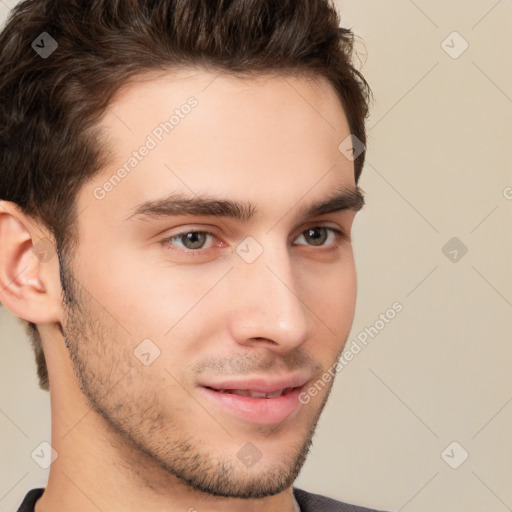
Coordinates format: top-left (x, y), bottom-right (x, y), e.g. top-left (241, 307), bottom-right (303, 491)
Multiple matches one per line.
top-left (57, 252), bottom-right (335, 499)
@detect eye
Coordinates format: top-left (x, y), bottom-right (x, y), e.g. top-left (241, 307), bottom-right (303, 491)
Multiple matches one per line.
top-left (161, 225), bottom-right (348, 257)
top-left (164, 230), bottom-right (216, 252)
top-left (294, 226), bottom-right (348, 247)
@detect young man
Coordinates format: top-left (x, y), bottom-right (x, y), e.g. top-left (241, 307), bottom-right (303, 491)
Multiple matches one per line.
top-left (0, 1), bottom-right (390, 511)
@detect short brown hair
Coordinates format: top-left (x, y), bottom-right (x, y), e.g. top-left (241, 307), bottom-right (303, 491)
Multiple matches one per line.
top-left (0, 0), bottom-right (372, 391)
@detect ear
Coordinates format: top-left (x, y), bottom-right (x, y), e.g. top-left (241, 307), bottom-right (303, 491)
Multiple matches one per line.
top-left (0, 201), bottom-right (63, 325)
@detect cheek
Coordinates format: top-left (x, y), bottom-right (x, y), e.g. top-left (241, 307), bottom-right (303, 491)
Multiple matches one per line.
top-left (74, 247), bottom-right (234, 372)
top-left (305, 252), bottom-right (357, 329)
top-left (75, 235), bottom-right (357, 351)
top-left (74, 243), bottom-right (187, 335)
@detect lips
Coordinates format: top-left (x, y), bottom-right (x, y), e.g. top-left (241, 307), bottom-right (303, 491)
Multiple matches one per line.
top-left (204, 387), bottom-right (296, 398)
top-left (198, 374), bottom-right (310, 425)
top-left (200, 374), bottom-right (309, 396)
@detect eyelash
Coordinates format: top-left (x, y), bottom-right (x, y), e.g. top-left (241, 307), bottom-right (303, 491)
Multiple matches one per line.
top-left (160, 225), bottom-right (349, 257)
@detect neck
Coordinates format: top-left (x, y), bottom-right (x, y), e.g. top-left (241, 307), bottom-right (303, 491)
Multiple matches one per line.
top-left (36, 381), bottom-right (299, 512)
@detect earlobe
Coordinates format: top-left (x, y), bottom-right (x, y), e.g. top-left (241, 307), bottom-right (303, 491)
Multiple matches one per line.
top-left (0, 201), bottom-right (62, 325)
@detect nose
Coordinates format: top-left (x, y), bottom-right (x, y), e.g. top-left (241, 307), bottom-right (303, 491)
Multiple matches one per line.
top-left (226, 237), bottom-right (315, 353)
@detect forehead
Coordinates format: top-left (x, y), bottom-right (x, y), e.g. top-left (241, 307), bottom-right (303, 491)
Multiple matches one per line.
top-left (106, 67), bottom-right (345, 124)
top-left (78, 68), bottom-right (355, 222)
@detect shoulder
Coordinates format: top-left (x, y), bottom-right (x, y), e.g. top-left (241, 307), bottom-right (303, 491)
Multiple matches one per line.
top-left (293, 487), bottom-right (393, 512)
top-left (15, 488), bottom-right (44, 512)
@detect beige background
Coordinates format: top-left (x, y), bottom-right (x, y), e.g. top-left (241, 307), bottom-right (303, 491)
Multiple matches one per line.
top-left (1, 1), bottom-right (511, 511)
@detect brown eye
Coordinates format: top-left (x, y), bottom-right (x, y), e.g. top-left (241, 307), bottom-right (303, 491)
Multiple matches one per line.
top-left (164, 231), bottom-right (215, 251)
top-left (179, 232), bottom-right (209, 249)
top-left (295, 226), bottom-right (344, 247)
top-left (304, 227), bottom-right (329, 246)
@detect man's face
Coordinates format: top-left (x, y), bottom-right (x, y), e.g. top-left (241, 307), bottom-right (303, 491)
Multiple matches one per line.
top-left (60, 69), bottom-right (361, 498)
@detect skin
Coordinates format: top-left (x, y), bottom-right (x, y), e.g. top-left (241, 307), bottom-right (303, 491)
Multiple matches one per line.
top-left (0, 68), bottom-right (363, 512)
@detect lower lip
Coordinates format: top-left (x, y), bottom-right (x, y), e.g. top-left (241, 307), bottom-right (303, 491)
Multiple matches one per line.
top-left (198, 386), bottom-right (303, 425)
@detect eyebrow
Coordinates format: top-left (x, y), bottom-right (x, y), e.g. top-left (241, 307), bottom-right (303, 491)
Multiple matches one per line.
top-left (124, 185), bottom-right (365, 223)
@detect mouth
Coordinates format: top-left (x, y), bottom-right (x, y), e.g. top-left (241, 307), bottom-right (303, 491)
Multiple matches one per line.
top-left (198, 375), bottom-right (309, 425)
top-left (204, 386), bottom-right (298, 398)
